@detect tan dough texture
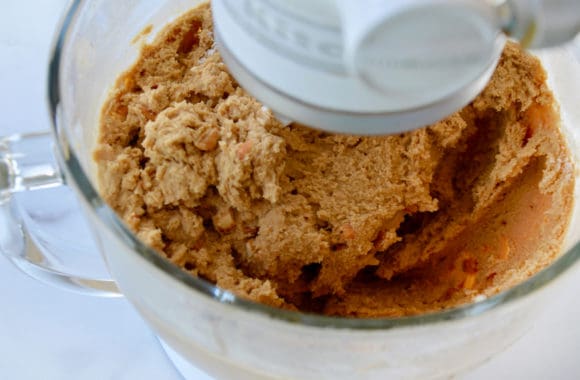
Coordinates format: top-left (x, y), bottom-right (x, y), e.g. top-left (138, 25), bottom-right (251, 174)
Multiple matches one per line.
top-left (95, 3), bottom-right (575, 317)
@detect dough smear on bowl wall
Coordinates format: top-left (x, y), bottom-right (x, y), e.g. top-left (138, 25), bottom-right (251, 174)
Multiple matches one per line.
top-left (94, 2), bottom-right (575, 317)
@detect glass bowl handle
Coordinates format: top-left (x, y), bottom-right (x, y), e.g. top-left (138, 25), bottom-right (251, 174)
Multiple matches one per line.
top-left (0, 131), bottom-right (120, 297)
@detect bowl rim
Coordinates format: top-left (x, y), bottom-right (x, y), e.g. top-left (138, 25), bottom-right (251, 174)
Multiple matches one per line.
top-left (47, 0), bottom-right (580, 330)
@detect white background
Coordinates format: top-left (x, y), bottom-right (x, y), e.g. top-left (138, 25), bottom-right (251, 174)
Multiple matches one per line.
top-left (1, 1), bottom-right (579, 379)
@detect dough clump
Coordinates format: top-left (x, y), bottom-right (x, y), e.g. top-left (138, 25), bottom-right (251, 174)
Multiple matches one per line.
top-left (95, 4), bottom-right (575, 317)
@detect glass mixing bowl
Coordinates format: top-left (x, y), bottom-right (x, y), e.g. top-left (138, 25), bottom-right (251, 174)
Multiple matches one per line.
top-left (1, 1), bottom-right (579, 379)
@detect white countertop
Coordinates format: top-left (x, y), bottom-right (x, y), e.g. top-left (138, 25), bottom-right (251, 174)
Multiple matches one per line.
top-left (1, 1), bottom-right (579, 379)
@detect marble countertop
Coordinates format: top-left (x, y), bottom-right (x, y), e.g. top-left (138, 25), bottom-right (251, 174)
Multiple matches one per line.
top-left (1, 1), bottom-right (579, 379)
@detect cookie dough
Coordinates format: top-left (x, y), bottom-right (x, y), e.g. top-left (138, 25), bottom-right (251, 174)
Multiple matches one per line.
top-left (95, 3), bottom-right (575, 317)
